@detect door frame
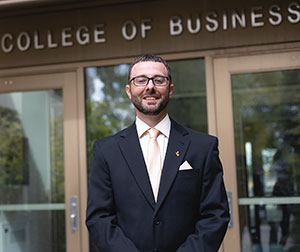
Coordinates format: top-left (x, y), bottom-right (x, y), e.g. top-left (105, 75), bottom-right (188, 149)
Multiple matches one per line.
top-left (0, 71), bottom-right (86, 252)
top-left (213, 51), bottom-right (300, 252)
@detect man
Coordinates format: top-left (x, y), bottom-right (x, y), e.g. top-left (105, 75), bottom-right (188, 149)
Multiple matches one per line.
top-left (86, 54), bottom-right (229, 252)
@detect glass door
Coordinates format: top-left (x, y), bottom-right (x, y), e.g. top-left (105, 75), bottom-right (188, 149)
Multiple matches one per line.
top-left (0, 72), bottom-right (81, 252)
top-left (214, 52), bottom-right (300, 252)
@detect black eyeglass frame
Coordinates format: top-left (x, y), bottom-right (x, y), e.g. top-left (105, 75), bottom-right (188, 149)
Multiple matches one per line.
top-left (129, 75), bottom-right (170, 87)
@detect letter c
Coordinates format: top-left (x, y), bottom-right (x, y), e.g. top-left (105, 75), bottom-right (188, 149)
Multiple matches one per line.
top-left (1, 33), bottom-right (14, 53)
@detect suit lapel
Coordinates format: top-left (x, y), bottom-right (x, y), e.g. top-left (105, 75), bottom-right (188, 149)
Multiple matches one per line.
top-left (118, 123), bottom-right (155, 208)
top-left (155, 119), bottom-right (190, 214)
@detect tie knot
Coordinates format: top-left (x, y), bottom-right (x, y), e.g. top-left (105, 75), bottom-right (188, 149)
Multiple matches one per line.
top-left (148, 128), bottom-right (160, 139)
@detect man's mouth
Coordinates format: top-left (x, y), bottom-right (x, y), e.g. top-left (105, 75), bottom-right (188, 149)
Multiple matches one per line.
top-left (144, 97), bottom-right (157, 100)
top-left (143, 95), bottom-right (159, 100)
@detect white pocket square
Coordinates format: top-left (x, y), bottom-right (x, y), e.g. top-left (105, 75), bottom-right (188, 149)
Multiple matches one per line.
top-left (179, 161), bottom-right (193, 170)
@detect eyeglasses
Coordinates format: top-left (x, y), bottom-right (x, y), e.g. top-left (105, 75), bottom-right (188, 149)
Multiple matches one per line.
top-left (129, 75), bottom-right (169, 87)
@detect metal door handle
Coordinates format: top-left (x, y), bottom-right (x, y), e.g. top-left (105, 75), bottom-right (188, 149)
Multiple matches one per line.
top-left (226, 191), bottom-right (234, 229)
top-left (70, 195), bottom-right (78, 232)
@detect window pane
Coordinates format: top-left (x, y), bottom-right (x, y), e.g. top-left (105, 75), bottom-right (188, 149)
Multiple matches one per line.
top-left (168, 58), bottom-right (207, 132)
top-left (232, 69), bottom-right (300, 252)
top-left (85, 65), bottom-right (135, 170)
top-left (0, 90), bottom-right (65, 252)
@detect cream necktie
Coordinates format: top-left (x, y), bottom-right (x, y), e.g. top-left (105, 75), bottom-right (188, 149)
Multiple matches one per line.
top-left (147, 128), bottom-right (162, 201)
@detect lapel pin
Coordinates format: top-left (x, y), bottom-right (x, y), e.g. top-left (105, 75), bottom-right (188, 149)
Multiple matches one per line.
top-left (176, 151), bottom-right (180, 157)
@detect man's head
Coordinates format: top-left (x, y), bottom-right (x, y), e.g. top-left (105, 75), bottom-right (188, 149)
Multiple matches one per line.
top-left (126, 54), bottom-right (174, 120)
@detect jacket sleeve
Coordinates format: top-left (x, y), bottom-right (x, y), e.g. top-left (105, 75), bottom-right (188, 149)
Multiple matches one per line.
top-left (86, 140), bottom-right (140, 252)
top-left (176, 137), bottom-right (230, 252)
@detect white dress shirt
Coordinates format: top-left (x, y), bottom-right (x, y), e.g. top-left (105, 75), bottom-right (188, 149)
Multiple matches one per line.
top-left (135, 114), bottom-right (171, 166)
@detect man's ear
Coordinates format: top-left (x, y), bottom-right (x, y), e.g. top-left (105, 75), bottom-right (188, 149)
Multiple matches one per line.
top-left (169, 83), bottom-right (174, 97)
top-left (125, 84), bottom-right (132, 100)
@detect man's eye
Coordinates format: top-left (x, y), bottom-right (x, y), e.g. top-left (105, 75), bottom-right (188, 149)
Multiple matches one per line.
top-left (154, 78), bottom-right (164, 84)
top-left (136, 78), bottom-right (147, 84)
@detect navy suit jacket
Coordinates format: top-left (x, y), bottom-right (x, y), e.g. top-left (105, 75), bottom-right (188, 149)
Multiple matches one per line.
top-left (86, 119), bottom-right (229, 252)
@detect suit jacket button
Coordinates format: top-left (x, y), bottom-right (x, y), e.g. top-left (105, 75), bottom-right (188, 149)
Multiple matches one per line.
top-left (153, 249), bottom-right (159, 252)
top-left (154, 218), bottom-right (160, 225)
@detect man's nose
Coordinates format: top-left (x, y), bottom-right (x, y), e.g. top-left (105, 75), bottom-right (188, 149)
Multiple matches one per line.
top-left (146, 79), bottom-right (156, 89)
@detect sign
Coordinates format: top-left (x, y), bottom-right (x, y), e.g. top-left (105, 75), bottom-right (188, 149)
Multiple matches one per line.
top-left (0, 0), bottom-right (300, 68)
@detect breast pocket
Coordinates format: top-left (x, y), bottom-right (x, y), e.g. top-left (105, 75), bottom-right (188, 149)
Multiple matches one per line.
top-left (177, 169), bottom-right (200, 178)
top-left (172, 169), bottom-right (201, 199)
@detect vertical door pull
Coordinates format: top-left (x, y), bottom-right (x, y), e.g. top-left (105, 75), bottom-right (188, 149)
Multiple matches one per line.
top-left (226, 191), bottom-right (234, 229)
top-left (70, 195), bottom-right (78, 232)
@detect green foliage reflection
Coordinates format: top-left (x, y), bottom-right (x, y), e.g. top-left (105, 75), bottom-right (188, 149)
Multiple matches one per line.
top-left (85, 65), bottom-right (135, 170)
top-left (0, 106), bottom-right (26, 189)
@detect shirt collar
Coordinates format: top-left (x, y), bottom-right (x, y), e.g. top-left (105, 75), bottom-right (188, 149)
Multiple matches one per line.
top-left (136, 114), bottom-right (171, 138)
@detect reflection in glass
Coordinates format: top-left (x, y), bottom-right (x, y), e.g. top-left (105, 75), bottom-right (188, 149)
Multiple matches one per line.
top-left (85, 64), bottom-right (135, 170)
top-left (168, 58), bottom-right (207, 132)
top-left (232, 70), bottom-right (300, 251)
top-left (0, 90), bottom-right (65, 252)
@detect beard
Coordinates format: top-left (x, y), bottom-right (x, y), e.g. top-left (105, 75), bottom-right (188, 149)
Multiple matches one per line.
top-left (130, 89), bottom-right (170, 115)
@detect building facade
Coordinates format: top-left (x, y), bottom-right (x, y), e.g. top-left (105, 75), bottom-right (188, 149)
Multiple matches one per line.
top-left (1, 0), bottom-right (300, 251)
